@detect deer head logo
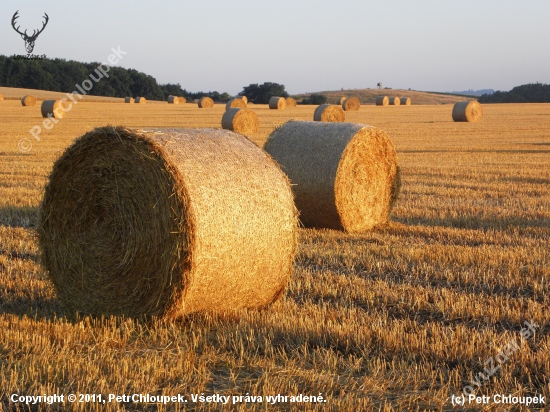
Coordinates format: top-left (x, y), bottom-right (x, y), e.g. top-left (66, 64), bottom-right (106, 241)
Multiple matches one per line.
top-left (11, 11), bottom-right (49, 54)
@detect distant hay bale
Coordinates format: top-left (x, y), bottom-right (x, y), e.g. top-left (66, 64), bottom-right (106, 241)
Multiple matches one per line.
top-left (0, 94), bottom-right (4, 101)
top-left (21, 95), bottom-right (37, 106)
top-left (167, 96), bottom-right (180, 104)
top-left (342, 97), bottom-right (360, 111)
top-left (389, 97), bottom-right (401, 106)
top-left (400, 97), bottom-right (411, 105)
top-left (240, 96), bottom-right (248, 104)
top-left (222, 108), bottom-right (259, 134)
top-left (339, 97), bottom-right (346, 105)
top-left (226, 98), bottom-right (247, 110)
top-left (265, 121), bottom-right (400, 233)
top-left (38, 126), bottom-right (297, 319)
top-left (124, 97), bottom-right (134, 104)
top-left (452, 100), bottom-right (483, 122)
top-left (285, 97), bottom-right (297, 108)
top-left (41, 100), bottom-right (66, 119)
top-left (313, 104), bottom-right (345, 122)
top-left (376, 96), bottom-right (389, 106)
top-left (198, 96), bottom-right (214, 108)
top-left (136, 97), bottom-right (147, 104)
top-left (269, 96), bottom-right (286, 110)
top-left (178, 97), bottom-right (187, 104)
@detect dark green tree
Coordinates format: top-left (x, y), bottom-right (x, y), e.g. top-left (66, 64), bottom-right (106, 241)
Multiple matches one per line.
top-left (239, 82), bottom-right (289, 103)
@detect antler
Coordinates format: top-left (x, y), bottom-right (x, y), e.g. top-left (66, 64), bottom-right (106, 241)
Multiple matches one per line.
top-left (32, 13), bottom-right (49, 38)
top-left (11, 11), bottom-right (27, 37)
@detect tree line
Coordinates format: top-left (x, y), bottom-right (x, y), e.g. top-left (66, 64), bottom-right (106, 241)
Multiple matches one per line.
top-left (478, 83), bottom-right (550, 103)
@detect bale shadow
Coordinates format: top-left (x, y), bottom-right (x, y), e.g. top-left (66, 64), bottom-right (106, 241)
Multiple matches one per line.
top-left (0, 294), bottom-right (63, 321)
top-left (0, 206), bottom-right (39, 229)
top-left (393, 215), bottom-right (550, 231)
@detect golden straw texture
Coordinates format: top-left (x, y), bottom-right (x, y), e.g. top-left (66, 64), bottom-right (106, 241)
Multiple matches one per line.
top-left (313, 104), bottom-right (345, 122)
top-left (124, 97), bottom-right (134, 104)
top-left (265, 121), bottom-right (400, 233)
top-left (269, 97), bottom-right (286, 110)
top-left (376, 96), bottom-right (389, 106)
top-left (240, 96), bottom-right (248, 104)
top-left (400, 97), bottom-right (411, 105)
top-left (21, 95), bottom-right (37, 106)
top-left (0, 94), bottom-right (3, 101)
top-left (222, 108), bottom-right (259, 134)
top-left (342, 97), bottom-right (360, 111)
top-left (41, 100), bottom-right (65, 119)
top-left (285, 97), bottom-right (297, 108)
top-left (452, 100), bottom-right (483, 122)
top-left (339, 97), bottom-right (346, 105)
top-left (226, 98), bottom-right (247, 110)
top-left (136, 97), bottom-right (147, 104)
top-left (198, 96), bottom-right (214, 108)
top-left (389, 97), bottom-right (401, 106)
top-left (167, 96), bottom-right (180, 104)
top-left (39, 126), bottom-right (297, 319)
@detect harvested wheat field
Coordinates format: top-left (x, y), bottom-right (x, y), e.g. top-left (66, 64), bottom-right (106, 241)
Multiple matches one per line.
top-left (0, 94), bottom-right (548, 411)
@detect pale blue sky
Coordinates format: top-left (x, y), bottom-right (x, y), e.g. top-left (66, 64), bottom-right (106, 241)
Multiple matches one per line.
top-left (1, 1), bottom-right (548, 95)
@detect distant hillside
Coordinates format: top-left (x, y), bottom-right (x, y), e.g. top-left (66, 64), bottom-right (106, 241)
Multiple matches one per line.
top-left (479, 83), bottom-right (550, 103)
top-left (293, 89), bottom-right (467, 105)
top-left (451, 89), bottom-right (494, 97)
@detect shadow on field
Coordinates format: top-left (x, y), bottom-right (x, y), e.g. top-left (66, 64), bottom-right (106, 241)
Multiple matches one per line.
top-left (0, 294), bottom-right (63, 321)
top-left (0, 206), bottom-right (39, 228)
top-left (393, 215), bottom-right (550, 231)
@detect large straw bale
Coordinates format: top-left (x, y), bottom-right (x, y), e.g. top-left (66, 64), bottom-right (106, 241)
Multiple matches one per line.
top-left (342, 97), bottom-right (360, 111)
top-left (313, 104), bottom-right (345, 122)
top-left (269, 96), bottom-right (286, 110)
top-left (136, 97), bottom-right (147, 104)
top-left (167, 96), bottom-right (180, 104)
top-left (452, 100), bottom-right (483, 122)
top-left (389, 97), bottom-right (401, 106)
top-left (198, 96), bottom-right (214, 108)
top-left (222, 108), bottom-right (259, 134)
top-left (124, 97), bottom-right (134, 104)
top-left (376, 96), bottom-right (389, 106)
top-left (41, 100), bottom-right (66, 119)
top-left (285, 97), bottom-right (297, 108)
top-left (38, 126), bottom-right (297, 319)
top-left (226, 98), bottom-right (247, 110)
top-left (265, 121), bottom-right (400, 232)
top-left (400, 97), bottom-right (411, 105)
top-left (21, 95), bottom-right (37, 106)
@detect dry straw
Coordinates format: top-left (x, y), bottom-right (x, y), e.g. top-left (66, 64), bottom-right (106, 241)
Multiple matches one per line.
top-left (400, 97), bottom-right (411, 105)
top-left (285, 97), bottom-right (297, 108)
top-left (21, 95), bottom-right (37, 106)
top-left (313, 104), bottom-right (345, 122)
top-left (240, 96), bottom-right (248, 104)
top-left (198, 96), bottom-right (214, 108)
top-left (222, 108), bottom-right (259, 134)
top-left (167, 96), bottom-right (180, 104)
top-left (339, 97), bottom-right (346, 105)
top-left (38, 126), bottom-right (297, 319)
top-left (265, 121), bottom-right (400, 233)
top-left (452, 100), bottom-right (483, 122)
top-left (136, 97), bottom-right (147, 104)
top-left (226, 98), bottom-right (247, 110)
top-left (269, 96), bottom-right (286, 110)
top-left (41, 100), bottom-right (66, 119)
top-left (0, 94), bottom-right (4, 101)
top-left (342, 97), bottom-right (360, 111)
top-left (376, 96), bottom-right (389, 106)
top-left (124, 97), bottom-right (134, 104)
top-left (389, 97), bottom-right (401, 106)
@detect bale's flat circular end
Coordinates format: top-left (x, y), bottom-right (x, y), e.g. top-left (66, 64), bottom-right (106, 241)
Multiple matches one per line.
top-left (124, 97), bottom-right (134, 104)
top-left (167, 96), bottom-right (180, 104)
top-left (269, 96), bottom-right (286, 110)
top-left (222, 108), bottom-right (259, 134)
top-left (136, 97), bottom-right (147, 104)
top-left (342, 97), bottom-right (360, 111)
top-left (41, 100), bottom-right (66, 119)
top-left (389, 97), bottom-right (401, 106)
top-left (21, 95), bottom-right (37, 106)
top-left (313, 104), bottom-right (345, 122)
top-left (240, 95), bottom-right (248, 104)
top-left (339, 97), bottom-right (346, 105)
top-left (452, 100), bottom-right (483, 122)
top-left (400, 97), bottom-right (411, 105)
top-left (285, 97), bottom-right (297, 108)
top-left (376, 96), bottom-right (389, 106)
top-left (198, 96), bottom-right (214, 108)
top-left (0, 94), bottom-right (3, 101)
top-left (226, 98), bottom-right (247, 110)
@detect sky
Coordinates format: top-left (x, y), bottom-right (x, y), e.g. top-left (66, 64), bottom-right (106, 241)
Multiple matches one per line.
top-left (1, 1), bottom-right (549, 95)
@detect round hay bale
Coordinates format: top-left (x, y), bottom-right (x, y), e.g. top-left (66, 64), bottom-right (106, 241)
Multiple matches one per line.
top-left (452, 100), bottom-right (483, 122)
top-left (313, 104), bottom-right (345, 122)
top-left (400, 97), bottom-right (411, 106)
top-left (21, 95), bottom-right (37, 106)
top-left (178, 97), bottom-right (187, 104)
top-left (0, 94), bottom-right (4, 101)
top-left (240, 96), bottom-right (248, 104)
top-left (285, 97), bottom-right (297, 108)
top-left (264, 121), bottom-right (400, 233)
top-left (339, 97), bottom-right (346, 105)
top-left (124, 97), bottom-right (134, 104)
top-left (389, 97), bottom-right (401, 106)
top-left (136, 97), bottom-right (147, 104)
top-left (198, 96), bottom-right (214, 108)
top-left (41, 100), bottom-right (66, 119)
top-left (222, 108), bottom-right (259, 134)
top-left (167, 96), bottom-right (180, 104)
top-left (376, 96), bottom-right (389, 106)
top-left (269, 96), bottom-right (286, 110)
top-left (38, 126), bottom-right (297, 319)
top-left (226, 98), bottom-right (247, 110)
top-left (342, 97), bottom-right (360, 111)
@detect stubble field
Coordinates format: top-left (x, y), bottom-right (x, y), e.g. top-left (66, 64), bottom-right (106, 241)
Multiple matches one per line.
top-left (0, 98), bottom-right (548, 411)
